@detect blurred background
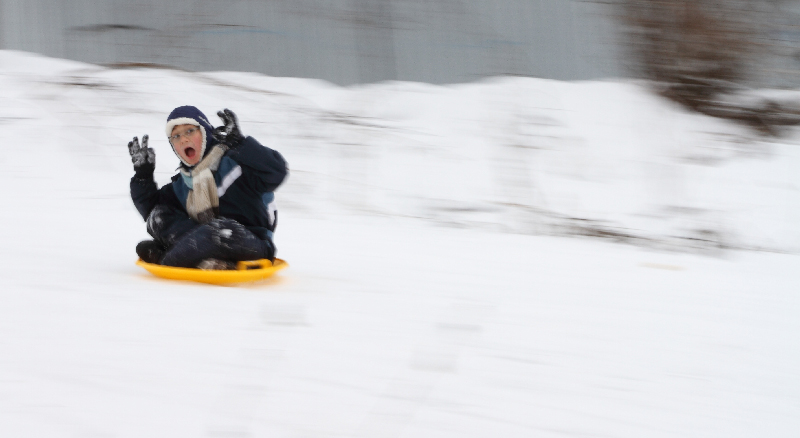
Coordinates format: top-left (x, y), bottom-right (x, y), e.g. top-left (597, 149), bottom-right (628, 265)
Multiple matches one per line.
top-left (2, 0), bottom-right (800, 87)
top-left (0, 0), bottom-right (798, 251)
top-left (1, 0), bottom-right (623, 85)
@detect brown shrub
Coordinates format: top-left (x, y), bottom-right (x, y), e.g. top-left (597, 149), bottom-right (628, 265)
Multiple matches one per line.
top-left (621, 0), bottom-right (800, 135)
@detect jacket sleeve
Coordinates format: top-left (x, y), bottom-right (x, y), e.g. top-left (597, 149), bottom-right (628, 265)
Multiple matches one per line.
top-left (130, 175), bottom-right (183, 221)
top-left (228, 136), bottom-right (288, 193)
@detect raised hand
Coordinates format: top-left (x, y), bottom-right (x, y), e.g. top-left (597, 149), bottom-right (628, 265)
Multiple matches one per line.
top-left (128, 135), bottom-right (155, 178)
top-left (213, 108), bottom-right (245, 148)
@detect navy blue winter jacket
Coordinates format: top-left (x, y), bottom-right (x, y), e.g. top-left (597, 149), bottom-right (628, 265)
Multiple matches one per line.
top-left (131, 136), bottom-right (287, 241)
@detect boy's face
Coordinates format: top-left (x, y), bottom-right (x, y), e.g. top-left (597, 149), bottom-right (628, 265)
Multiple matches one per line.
top-left (170, 124), bottom-right (204, 166)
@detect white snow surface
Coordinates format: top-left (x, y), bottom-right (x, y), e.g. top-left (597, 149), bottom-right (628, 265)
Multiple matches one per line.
top-left (0, 50), bottom-right (798, 437)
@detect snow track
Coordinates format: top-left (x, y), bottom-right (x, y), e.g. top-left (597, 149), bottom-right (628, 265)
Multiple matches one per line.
top-left (0, 51), bottom-right (797, 437)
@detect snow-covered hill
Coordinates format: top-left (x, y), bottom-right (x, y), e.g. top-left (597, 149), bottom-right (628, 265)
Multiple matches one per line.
top-left (0, 51), bottom-right (798, 437)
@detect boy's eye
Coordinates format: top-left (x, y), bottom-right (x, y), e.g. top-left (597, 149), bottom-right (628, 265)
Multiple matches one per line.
top-left (170, 128), bottom-right (198, 143)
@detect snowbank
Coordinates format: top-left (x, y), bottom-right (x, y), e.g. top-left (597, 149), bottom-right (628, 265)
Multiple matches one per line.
top-left (0, 50), bottom-right (796, 251)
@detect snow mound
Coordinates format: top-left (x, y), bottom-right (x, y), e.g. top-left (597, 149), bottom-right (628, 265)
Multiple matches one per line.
top-left (1, 50), bottom-right (796, 252)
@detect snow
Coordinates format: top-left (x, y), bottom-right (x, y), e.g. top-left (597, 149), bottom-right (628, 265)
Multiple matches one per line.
top-left (0, 50), bottom-right (798, 437)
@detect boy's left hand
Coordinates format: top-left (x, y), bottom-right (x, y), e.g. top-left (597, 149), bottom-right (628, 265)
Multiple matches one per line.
top-left (213, 108), bottom-right (245, 148)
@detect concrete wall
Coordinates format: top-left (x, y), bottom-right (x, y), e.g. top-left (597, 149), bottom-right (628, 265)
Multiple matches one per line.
top-left (0, 0), bottom-right (623, 85)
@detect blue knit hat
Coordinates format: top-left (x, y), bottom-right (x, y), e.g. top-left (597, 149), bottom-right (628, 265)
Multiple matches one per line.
top-left (165, 106), bottom-right (219, 167)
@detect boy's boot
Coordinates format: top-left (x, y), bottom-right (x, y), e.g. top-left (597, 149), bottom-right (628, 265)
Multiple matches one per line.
top-left (196, 259), bottom-right (236, 270)
top-left (136, 240), bottom-right (167, 264)
top-left (265, 238), bottom-right (276, 262)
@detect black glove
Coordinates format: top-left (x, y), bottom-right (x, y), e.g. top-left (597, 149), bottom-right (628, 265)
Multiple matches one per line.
top-left (213, 108), bottom-right (245, 148)
top-left (128, 135), bottom-right (155, 179)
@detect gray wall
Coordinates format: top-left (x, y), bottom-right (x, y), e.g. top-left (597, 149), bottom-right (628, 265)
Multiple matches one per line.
top-left (0, 0), bottom-right (623, 85)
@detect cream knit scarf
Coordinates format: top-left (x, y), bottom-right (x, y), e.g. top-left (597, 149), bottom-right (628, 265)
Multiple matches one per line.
top-left (180, 144), bottom-right (229, 224)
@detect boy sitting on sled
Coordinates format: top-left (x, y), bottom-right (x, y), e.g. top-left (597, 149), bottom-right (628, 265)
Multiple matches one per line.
top-left (128, 106), bottom-right (287, 269)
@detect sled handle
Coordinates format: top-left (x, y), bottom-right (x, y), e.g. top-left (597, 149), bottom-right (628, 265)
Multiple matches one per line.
top-left (236, 259), bottom-right (273, 270)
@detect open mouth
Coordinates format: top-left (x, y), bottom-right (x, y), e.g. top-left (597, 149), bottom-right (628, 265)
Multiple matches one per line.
top-left (184, 147), bottom-right (197, 159)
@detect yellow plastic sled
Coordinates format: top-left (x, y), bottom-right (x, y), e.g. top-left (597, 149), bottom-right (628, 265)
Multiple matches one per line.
top-left (136, 258), bottom-right (288, 285)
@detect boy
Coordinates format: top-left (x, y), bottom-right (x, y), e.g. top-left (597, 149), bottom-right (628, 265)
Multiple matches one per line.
top-left (128, 106), bottom-right (287, 269)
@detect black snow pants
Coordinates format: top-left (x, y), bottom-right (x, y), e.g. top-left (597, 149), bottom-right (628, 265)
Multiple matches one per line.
top-left (147, 205), bottom-right (275, 268)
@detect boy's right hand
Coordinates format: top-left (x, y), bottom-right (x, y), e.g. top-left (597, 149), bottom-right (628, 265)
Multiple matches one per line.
top-left (128, 135), bottom-right (155, 178)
